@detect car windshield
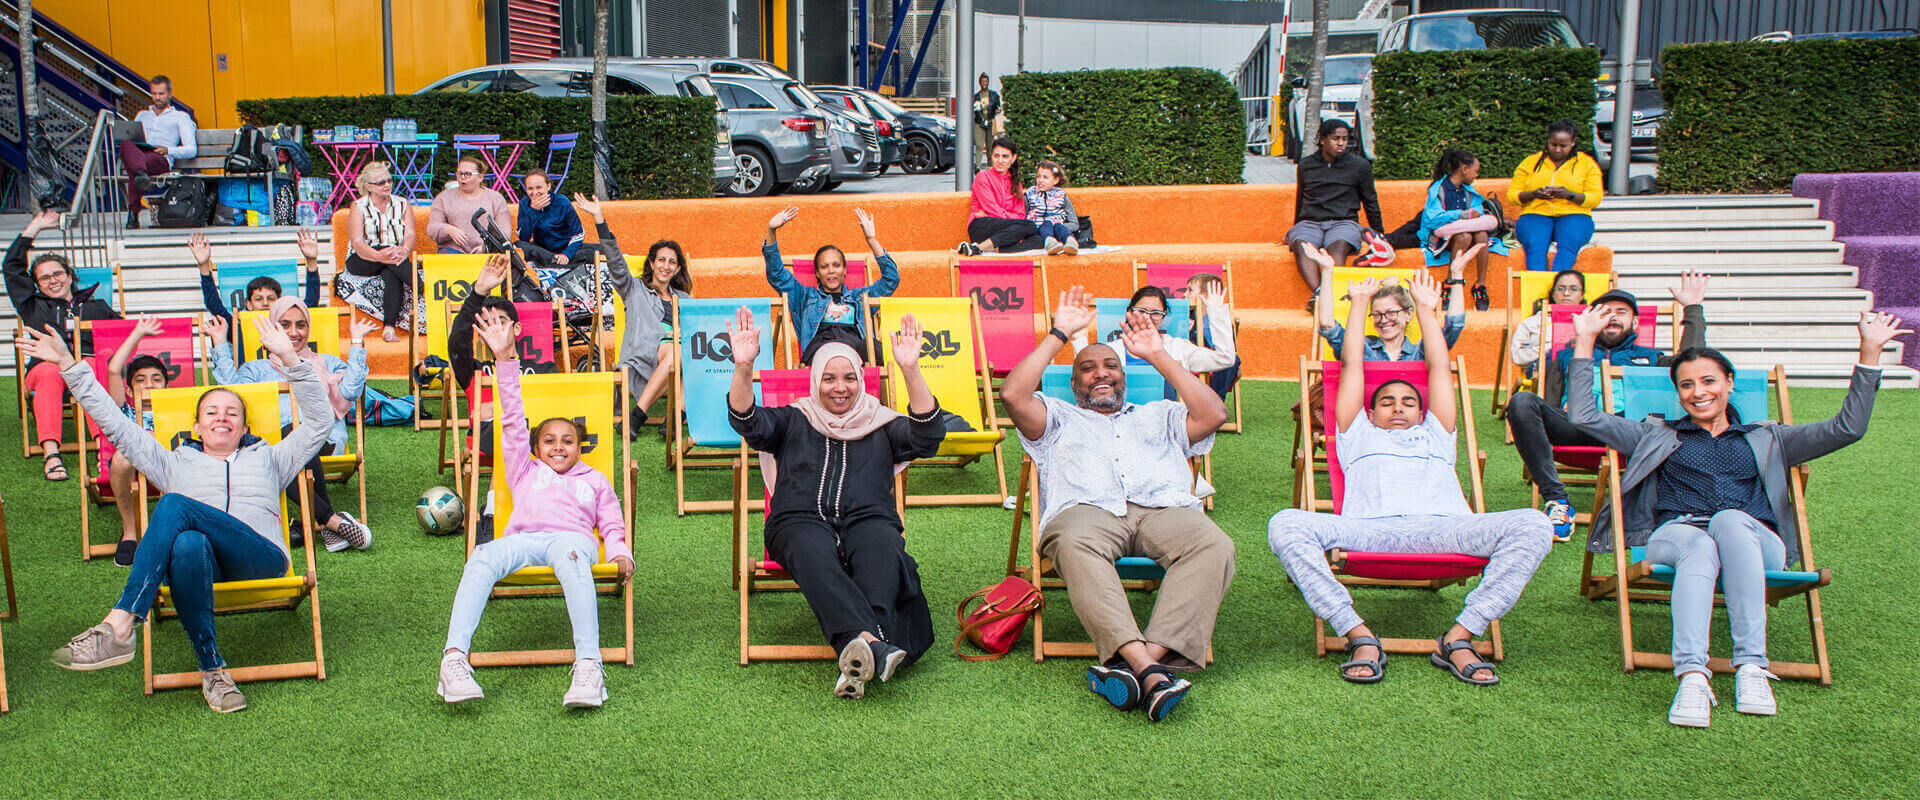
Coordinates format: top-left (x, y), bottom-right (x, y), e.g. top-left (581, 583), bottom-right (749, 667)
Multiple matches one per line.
top-left (784, 82), bottom-right (827, 108)
top-left (864, 92), bottom-right (909, 117)
top-left (1323, 57), bottom-right (1373, 84)
top-left (1407, 14), bottom-right (1581, 51)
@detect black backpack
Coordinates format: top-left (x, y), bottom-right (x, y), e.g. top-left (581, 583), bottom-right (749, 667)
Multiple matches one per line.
top-left (223, 125), bottom-right (272, 174)
top-left (155, 177), bottom-right (212, 228)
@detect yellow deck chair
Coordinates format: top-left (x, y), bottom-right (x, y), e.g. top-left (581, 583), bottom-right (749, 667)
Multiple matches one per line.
top-left (139, 380), bottom-right (325, 694)
top-left (865, 297), bottom-right (1009, 507)
top-left (1292, 266), bottom-right (1425, 504)
top-left (1490, 268), bottom-right (1612, 427)
top-left (463, 371), bottom-right (634, 667)
top-left (411, 254), bottom-right (493, 430)
top-left (235, 306), bottom-right (366, 523)
top-left (74, 316), bottom-right (207, 561)
top-left (1134, 260), bottom-right (1245, 433)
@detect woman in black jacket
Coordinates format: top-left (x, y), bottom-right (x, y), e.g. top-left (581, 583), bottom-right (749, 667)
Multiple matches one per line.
top-left (6, 210), bottom-right (121, 480)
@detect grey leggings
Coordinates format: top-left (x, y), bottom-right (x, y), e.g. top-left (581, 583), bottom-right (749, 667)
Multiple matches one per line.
top-left (1267, 509), bottom-right (1553, 636)
top-left (1646, 510), bottom-right (1786, 676)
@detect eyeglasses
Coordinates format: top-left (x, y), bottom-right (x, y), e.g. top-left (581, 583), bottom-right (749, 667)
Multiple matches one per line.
top-left (455, 171), bottom-right (479, 177)
top-left (1370, 308), bottom-right (1408, 320)
top-left (1128, 307), bottom-right (1169, 319)
top-left (366, 178), bottom-right (391, 186)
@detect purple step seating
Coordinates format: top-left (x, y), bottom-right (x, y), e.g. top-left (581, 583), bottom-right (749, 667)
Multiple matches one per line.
top-left (1793, 172), bottom-right (1920, 369)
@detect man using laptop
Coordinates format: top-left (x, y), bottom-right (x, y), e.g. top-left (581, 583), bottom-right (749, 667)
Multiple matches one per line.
top-left (119, 75), bottom-right (197, 228)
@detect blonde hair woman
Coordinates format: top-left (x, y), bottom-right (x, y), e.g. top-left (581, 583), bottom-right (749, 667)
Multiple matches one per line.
top-left (344, 161), bottom-right (417, 341)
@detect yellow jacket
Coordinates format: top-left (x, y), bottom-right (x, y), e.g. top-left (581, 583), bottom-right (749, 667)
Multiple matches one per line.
top-left (1507, 151), bottom-right (1603, 217)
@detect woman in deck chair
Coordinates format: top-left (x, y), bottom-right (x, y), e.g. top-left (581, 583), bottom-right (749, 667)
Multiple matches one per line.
top-left (725, 307), bottom-right (945, 699)
top-left (207, 298), bottom-right (376, 553)
top-left (573, 194), bottom-right (690, 433)
top-left (23, 318), bottom-right (330, 714)
top-left (1069, 284), bottom-right (1237, 399)
top-left (436, 317), bottom-right (632, 709)
top-left (1268, 272), bottom-right (1552, 686)
top-left (1566, 311), bottom-right (1905, 728)
top-left (762, 205), bottom-right (901, 363)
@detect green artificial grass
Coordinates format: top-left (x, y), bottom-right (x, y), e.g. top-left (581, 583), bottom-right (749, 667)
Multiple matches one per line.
top-left (0, 378), bottom-right (1915, 798)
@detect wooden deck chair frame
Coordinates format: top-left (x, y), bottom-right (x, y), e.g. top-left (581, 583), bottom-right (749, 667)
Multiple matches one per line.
top-left (0, 492), bottom-right (9, 712)
top-left (15, 263), bottom-right (123, 459)
top-left (668, 298), bottom-right (789, 515)
top-left (864, 297), bottom-right (1010, 508)
top-left (462, 371), bottom-right (635, 667)
top-left (1577, 363), bottom-right (1832, 684)
top-left (1133, 260), bottom-right (1244, 433)
top-left (234, 306), bottom-right (369, 524)
top-left (137, 381), bottom-right (326, 695)
top-left (1490, 268), bottom-right (1613, 425)
top-left (730, 367), bottom-right (896, 664)
top-left (409, 254), bottom-right (497, 431)
top-left (441, 298), bottom-right (570, 495)
top-left (74, 315), bottom-right (207, 561)
top-left (1295, 356), bottom-right (1500, 660)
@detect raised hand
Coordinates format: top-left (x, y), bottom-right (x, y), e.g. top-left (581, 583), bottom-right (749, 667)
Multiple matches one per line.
top-left (475, 315), bottom-right (516, 358)
top-left (253, 314), bottom-right (299, 365)
top-left (1051, 286), bottom-right (1095, 337)
top-left (854, 207), bottom-right (877, 239)
top-left (891, 312), bottom-right (924, 368)
top-left (1200, 284), bottom-right (1229, 312)
top-left (204, 314), bottom-right (230, 346)
top-left (188, 232), bottom-right (213, 271)
top-left (349, 314), bottom-right (380, 344)
top-left (23, 209), bottom-right (59, 237)
top-left (725, 306), bottom-right (761, 367)
top-left (572, 193), bottom-right (604, 222)
top-left (1120, 309), bottom-right (1166, 360)
top-left (475, 254), bottom-right (510, 296)
top-left (768, 205), bottom-right (800, 231)
top-left (1671, 270), bottom-right (1709, 307)
top-left (1858, 311), bottom-right (1912, 363)
top-left (16, 324), bottom-right (76, 369)
top-left (1408, 271), bottom-right (1442, 312)
top-left (1571, 306), bottom-right (1608, 346)
top-left (1346, 277), bottom-right (1383, 305)
top-left (130, 315), bottom-right (165, 341)
top-left (297, 228), bottom-right (320, 263)
top-left (1450, 241), bottom-right (1487, 275)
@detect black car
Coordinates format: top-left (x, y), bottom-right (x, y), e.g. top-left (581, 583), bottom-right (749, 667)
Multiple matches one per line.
top-left (811, 85), bottom-right (957, 174)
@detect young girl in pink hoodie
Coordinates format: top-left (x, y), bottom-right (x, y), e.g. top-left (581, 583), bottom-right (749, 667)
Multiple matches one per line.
top-left (437, 317), bottom-right (631, 709)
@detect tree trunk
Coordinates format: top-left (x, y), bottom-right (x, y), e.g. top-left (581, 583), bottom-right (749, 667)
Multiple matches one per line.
top-left (1302, 0), bottom-right (1328, 158)
top-left (591, 0), bottom-right (610, 198)
top-left (18, 0), bottom-right (36, 121)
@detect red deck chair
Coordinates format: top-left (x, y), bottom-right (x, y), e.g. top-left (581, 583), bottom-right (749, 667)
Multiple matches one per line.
top-left (75, 316), bottom-right (203, 562)
top-left (950, 257), bottom-right (1044, 380)
top-left (1528, 304), bottom-right (1668, 525)
top-left (788, 256), bottom-right (871, 289)
top-left (1296, 356), bottom-right (1502, 660)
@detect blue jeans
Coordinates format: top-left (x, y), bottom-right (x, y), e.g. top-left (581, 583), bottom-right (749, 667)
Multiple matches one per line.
top-left (1514, 213), bottom-right (1595, 272)
top-left (116, 494), bottom-right (290, 671)
top-left (1035, 221), bottom-right (1074, 243)
top-left (446, 531), bottom-right (603, 663)
top-left (1647, 511), bottom-right (1787, 676)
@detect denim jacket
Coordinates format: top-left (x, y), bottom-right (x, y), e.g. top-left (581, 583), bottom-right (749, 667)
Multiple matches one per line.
top-left (762, 242), bottom-right (899, 347)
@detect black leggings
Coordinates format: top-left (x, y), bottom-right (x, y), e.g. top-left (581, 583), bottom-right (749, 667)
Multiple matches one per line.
top-left (766, 515), bottom-right (933, 660)
top-left (282, 423), bottom-right (338, 524)
top-left (344, 251), bottom-right (418, 327)
top-left (968, 217), bottom-right (1045, 253)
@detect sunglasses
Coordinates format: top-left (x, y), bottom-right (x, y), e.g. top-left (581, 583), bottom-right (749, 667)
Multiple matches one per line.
top-left (367, 178), bottom-right (392, 186)
top-left (455, 170), bottom-right (480, 177)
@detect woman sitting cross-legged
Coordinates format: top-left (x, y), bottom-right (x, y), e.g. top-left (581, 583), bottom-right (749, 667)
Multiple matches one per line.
top-left (435, 316), bottom-right (632, 709)
top-left (1268, 272), bottom-right (1553, 685)
top-left (725, 307), bottom-right (946, 699)
top-left (24, 318), bottom-right (332, 713)
top-left (1567, 310), bottom-right (1905, 728)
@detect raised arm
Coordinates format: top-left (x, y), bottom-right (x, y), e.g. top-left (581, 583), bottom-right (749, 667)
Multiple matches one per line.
top-left (4, 211), bottom-right (58, 308)
top-left (1333, 278), bottom-right (1381, 433)
top-left (205, 314), bottom-right (241, 385)
top-left (1000, 286), bottom-right (1094, 441)
top-left (1668, 270), bottom-right (1709, 353)
top-left (725, 306), bottom-right (763, 414)
top-left (1565, 307), bottom-right (1647, 451)
top-left (251, 316), bottom-right (331, 473)
top-left (105, 316), bottom-right (163, 407)
top-left (762, 206), bottom-right (801, 294)
top-left (888, 313), bottom-right (937, 416)
top-left (477, 319), bottom-right (534, 488)
top-left (23, 326), bottom-right (171, 487)
top-left (1121, 308), bottom-right (1226, 442)
top-left (298, 229), bottom-right (322, 307)
top-left (1407, 271), bottom-right (1455, 432)
top-left (1775, 313), bottom-right (1906, 465)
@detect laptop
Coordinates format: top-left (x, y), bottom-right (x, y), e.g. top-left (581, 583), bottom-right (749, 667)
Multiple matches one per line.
top-left (110, 119), bottom-right (158, 151)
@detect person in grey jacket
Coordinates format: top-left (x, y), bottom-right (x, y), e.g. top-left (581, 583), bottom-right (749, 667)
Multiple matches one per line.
top-left (21, 316), bottom-right (333, 714)
top-left (1567, 309), bottom-right (1906, 729)
top-left (572, 194), bottom-right (686, 427)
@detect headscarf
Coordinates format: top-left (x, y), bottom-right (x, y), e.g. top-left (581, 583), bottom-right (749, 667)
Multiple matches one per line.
top-left (267, 296), bottom-right (352, 418)
top-left (789, 342), bottom-right (899, 440)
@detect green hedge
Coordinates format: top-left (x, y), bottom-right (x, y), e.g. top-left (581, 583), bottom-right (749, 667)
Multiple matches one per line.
top-left (236, 93), bottom-right (718, 199)
top-left (1001, 68), bottom-right (1244, 186)
top-left (1658, 38), bottom-right (1920, 193)
top-left (1368, 48), bottom-right (1599, 180)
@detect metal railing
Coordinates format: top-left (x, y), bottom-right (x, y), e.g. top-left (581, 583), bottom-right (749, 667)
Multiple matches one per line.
top-left (54, 108), bottom-right (120, 275)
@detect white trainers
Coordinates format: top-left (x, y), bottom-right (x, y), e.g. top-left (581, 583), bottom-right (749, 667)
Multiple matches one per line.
top-left (331, 513), bottom-right (373, 551)
top-left (563, 659), bottom-right (607, 709)
top-left (1734, 664), bottom-right (1779, 716)
top-left (1044, 237), bottom-right (1064, 255)
top-left (437, 651), bottom-right (484, 703)
top-left (1062, 237), bottom-right (1079, 256)
top-left (1668, 671), bottom-right (1717, 728)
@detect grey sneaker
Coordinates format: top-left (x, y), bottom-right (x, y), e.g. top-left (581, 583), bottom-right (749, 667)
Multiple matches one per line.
top-left (50, 624), bottom-right (135, 671)
top-left (201, 669), bottom-right (247, 713)
top-left (437, 651), bottom-right (483, 703)
top-left (563, 659), bottom-right (607, 709)
top-left (319, 526), bottom-right (350, 553)
top-left (333, 512), bottom-right (373, 551)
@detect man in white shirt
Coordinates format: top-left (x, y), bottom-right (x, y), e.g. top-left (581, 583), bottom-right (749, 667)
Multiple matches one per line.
top-left (120, 75), bottom-right (197, 228)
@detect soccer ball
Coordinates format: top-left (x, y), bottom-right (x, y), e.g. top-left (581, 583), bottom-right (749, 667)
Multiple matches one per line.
top-left (416, 486), bottom-right (465, 535)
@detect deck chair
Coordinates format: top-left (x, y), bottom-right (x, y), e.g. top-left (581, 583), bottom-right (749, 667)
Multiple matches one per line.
top-left (1290, 265), bottom-right (1426, 494)
top-left (1579, 363), bottom-right (1833, 683)
top-left (442, 299), bottom-right (567, 491)
top-left (731, 366), bottom-right (892, 663)
top-left (865, 297), bottom-right (1009, 507)
top-left (950, 257), bottom-right (1046, 379)
top-left (14, 264), bottom-right (125, 458)
top-left (0, 492), bottom-right (10, 712)
top-left (671, 298), bottom-right (781, 515)
top-left (1088, 296), bottom-right (1214, 505)
top-left (139, 380), bottom-right (325, 694)
top-left (786, 255), bottom-right (872, 289)
top-left (1007, 365), bottom-right (1216, 661)
top-left (234, 306), bottom-right (366, 523)
top-left (411, 254), bottom-right (494, 430)
top-left (462, 371), bottom-right (634, 667)
top-left (1524, 303), bottom-right (1674, 526)
top-left (1135, 261), bottom-right (1245, 432)
top-left (1295, 356), bottom-right (1501, 660)
top-left (1490, 268), bottom-right (1611, 422)
top-left (213, 259), bottom-right (303, 313)
top-left (79, 262), bottom-right (128, 310)
top-left (75, 316), bottom-right (204, 561)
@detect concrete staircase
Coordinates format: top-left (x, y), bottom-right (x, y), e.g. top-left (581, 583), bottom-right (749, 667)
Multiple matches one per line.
top-left (1593, 194), bottom-right (1917, 388)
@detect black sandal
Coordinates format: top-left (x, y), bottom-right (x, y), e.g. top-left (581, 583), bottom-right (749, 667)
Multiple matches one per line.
top-left (1340, 635), bottom-right (1386, 683)
top-left (1431, 636), bottom-right (1499, 686)
top-left (1471, 283), bottom-right (1491, 312)
top-left (43, 453), bottom-right (69, 482)
top-left (1086, 660), bottom-right (1141, 710)
top-left (1137, 664), bottom-right (1192, 723)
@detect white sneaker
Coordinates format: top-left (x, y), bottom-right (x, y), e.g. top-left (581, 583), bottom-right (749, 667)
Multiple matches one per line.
top-left (333, 512), bottom-right (373, 551)
top-left (436, 651), bottom-right (483, 703)
top-left (1044, 237), bottom-right (1065, 255)
top-left (834, 672), bottom-right (866, 699)
top-left (1668, 671), bottom-right (1716, 728)
top-left (563, 659), bottom-right (607, 709)
top-left (1734, 664), bottom-right (1778, 716)
top-left (1062, 237), bottom-right (1079, 256)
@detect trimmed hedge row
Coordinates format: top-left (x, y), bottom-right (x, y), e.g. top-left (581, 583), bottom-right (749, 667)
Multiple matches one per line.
top-left (1368, 48), bottom-right (1599, 181)
top-left (236, 93), bottom-right (719, 199)
top-left (1658, 37), bottom-right (1920, 193)
top-left (1001, 68), bottom-right (1244, 186)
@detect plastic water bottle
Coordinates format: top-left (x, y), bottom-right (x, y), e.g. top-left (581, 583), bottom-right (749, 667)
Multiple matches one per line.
top-left (295, 200), bottom-right (320, 227)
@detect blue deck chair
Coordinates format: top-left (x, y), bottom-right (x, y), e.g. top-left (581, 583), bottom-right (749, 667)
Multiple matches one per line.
top-left (214, 259), bottom-right (303, 319)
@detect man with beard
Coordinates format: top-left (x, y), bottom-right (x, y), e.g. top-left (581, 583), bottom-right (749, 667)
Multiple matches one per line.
top-left (1505, 273), bottom-right (1709, 541)
top-left (998, 286), bottom-right (1234, 723)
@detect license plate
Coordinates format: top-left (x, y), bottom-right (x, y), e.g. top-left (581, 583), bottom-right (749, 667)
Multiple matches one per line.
top-left (1632, 125), bottom-right (1658, 138)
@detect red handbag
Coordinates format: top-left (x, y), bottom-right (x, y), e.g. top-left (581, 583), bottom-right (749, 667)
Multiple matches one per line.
top-left (954, 575), bottom-right (1042, 661)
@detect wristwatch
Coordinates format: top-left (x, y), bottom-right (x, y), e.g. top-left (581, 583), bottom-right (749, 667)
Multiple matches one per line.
top-left (1444, 278), bottom-right (1466, 285)
top-left (1048, 327), bottom-right (1070, 343)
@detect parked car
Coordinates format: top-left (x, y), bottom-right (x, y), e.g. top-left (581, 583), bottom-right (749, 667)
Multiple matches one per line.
top-left (704, 76), bottom-right (833, 197)
top-left (811, 85), bottom-right (957, 174)
top-left (720, 77), bottom-right (882, 194)
top-left (418, 61), bottom-right (737, 194)
top-left (1752, 28), bottom-right (1918, 41)
top-left (1284, 53), bottom-right (1372, 160)
top-left (623, 57), bottom-right (795, 82)
top-left (808, 87), bottom-right (904, 173)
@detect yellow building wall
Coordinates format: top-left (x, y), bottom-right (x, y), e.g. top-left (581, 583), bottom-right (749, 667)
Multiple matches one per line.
top-left (37, 0), bottom-right (486, 127)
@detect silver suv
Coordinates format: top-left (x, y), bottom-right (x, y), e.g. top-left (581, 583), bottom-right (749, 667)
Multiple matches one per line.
top-left (708, 76), bottom-right (852, 196)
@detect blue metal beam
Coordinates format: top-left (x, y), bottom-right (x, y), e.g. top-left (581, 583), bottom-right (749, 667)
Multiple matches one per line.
top-left (857, 0), bottom-right (869, 90)
top-left (869, 0), bottom-right (911, 90)
top-left (901, 0), bottom-right (947, 95)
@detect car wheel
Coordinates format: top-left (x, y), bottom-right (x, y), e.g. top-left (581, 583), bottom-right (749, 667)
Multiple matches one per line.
top-left (902, 137), bottom-right (937, 174)
top-left (724, 145), bottom-right (773, 197)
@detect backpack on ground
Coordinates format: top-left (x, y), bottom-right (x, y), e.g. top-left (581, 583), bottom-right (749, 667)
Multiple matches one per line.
top-left (154, 177), bottom-right (212, 228)
top-left (352, 385), bottom-right (424, 426)
top-left (223, 125), bottom-right (273, 174)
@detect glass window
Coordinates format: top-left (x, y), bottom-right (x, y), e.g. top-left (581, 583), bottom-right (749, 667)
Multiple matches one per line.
top-left (717, 83), bottom-right (775, 110)
top-left (607, 76), bottom-right (652, 96)
top-left (491, 69), bottom-right (571, 96)
top-left (427, 71), bottom-right (499, 93)
top-left (1407, 14), bottom-right (1581, 51)
top-left (865, 92), bottom-right (909, 118)
top-left (1323, 57), bottom-right (1374, 85)
top-left (711, 62), bottom-right (755, 75)
top-left (783, 82), bottom-right (826, 109)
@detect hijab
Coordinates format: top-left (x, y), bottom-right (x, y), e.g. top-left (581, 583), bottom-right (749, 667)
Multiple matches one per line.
top-left (267, 296), bottom-right (352, 418)
top-left (789, 342), bottom-right (898, 440)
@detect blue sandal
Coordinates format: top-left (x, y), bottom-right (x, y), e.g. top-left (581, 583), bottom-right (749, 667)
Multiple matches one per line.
top-left (1139, 665), bottom-right (1192, 723)
top-left (1086, 661), bottom-right (1141, 710)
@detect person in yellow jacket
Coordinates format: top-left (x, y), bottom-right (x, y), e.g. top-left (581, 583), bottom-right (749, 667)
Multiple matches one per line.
top-left (1507, 120), bottom-right (1603, 272)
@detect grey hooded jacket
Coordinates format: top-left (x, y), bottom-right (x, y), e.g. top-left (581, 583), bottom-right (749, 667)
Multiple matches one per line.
top-left (589, 222), bottom-right (687, 389)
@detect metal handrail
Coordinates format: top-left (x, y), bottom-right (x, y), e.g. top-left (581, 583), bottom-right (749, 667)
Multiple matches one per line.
top-left (61, 108), bottom-right (110, 221)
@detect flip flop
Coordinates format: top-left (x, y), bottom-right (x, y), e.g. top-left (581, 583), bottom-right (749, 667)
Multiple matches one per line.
top-left (1431, 636), bottom-right (1499, 686)
top-left (1340, 634), bottom-right (1386, 683)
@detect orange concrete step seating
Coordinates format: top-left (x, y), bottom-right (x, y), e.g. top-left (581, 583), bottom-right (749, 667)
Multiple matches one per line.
top-left (332, 178), bottom-right (1612, 385)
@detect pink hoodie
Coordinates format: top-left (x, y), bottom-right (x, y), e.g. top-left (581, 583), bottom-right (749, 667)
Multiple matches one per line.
top-left (496, 360), bottom-right (631, 562)
top-left (969, 168), bottom-right (1025, 220)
